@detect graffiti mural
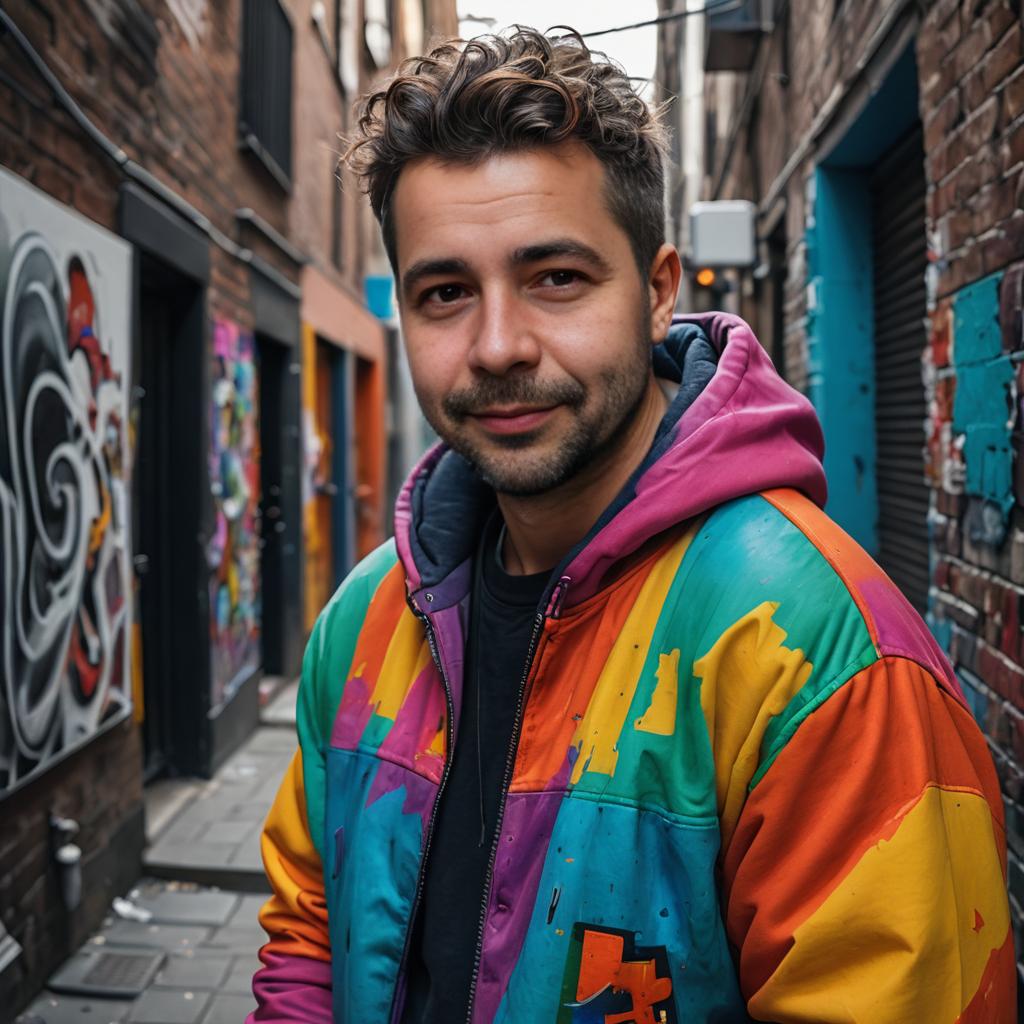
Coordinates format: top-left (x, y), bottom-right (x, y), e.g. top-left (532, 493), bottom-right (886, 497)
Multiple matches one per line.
top-left (208, 319), bottom-right (260, 710)
top-left (0, 169), bottom-right (133, 796)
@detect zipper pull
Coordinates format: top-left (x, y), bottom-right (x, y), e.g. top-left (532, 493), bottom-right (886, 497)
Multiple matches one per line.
top-left (548, 575), bottom-right (572, 619)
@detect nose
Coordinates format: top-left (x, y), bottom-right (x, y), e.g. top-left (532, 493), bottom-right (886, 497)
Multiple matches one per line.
top-left (467, 290), bottom-right (541, 376)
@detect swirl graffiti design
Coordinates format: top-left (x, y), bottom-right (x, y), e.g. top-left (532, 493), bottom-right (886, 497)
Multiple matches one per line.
top-left (0, 224), bottom-right (131, 794)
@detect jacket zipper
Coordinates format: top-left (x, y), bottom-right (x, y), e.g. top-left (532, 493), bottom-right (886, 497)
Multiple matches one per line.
top-left (387, 598), bottom-right (457, 1024)
top-left (463, 575), bottom-right (571, 1023)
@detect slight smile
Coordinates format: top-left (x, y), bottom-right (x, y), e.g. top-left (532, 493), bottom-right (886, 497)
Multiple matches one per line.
top-left (469, 405), bottom-right (559, 435)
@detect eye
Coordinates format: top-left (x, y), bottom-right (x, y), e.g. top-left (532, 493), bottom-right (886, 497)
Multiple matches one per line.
top-left (423, 283), bottom-right (467, 304)
top-left (539, 270), bottom-right (582, 288)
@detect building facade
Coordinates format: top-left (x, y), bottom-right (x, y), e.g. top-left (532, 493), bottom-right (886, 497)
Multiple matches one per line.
top-left (662, 0), bottom-right (1024, 983)
top-left (0, 0), bottom-right (453, 1012)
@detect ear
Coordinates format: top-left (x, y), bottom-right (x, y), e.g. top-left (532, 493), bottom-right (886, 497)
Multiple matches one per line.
top-left (647, 244), bottom-right (682, 343)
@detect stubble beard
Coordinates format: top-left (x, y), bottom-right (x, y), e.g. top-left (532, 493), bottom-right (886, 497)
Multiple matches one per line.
top-left (424, 316), bottom-right (655, 499)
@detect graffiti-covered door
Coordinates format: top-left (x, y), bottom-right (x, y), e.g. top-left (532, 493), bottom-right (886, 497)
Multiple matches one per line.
top-left (209, 321), bottom-right (262, 711)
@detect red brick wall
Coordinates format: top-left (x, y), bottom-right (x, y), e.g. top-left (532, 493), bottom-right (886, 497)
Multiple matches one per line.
top-left (0, 0), bottom-right (460, 1009)
top-left (0, 723), bottom-right (145, 1011)
top-left (0, 1), bottom-right (304, 1010)
top-left (704, 0), bottom-right (1024, 976)
top-left (918, 0), bottom-right (1024, 962)
top-left (1, 0), bottom-right (302, 315)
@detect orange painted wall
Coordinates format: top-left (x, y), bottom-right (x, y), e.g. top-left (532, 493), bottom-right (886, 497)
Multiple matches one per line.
top-left (355, 355), bottom-right (386, 560)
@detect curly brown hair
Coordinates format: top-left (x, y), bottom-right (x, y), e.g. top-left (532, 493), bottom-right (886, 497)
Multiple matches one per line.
top-left (344, 27), bottom-right (669, 275)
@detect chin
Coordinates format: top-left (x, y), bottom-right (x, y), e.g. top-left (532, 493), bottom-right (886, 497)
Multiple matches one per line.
top-left (477, 443), bottom-right (587, 497)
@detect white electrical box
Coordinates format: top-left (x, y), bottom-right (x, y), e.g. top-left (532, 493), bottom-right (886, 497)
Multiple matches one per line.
top-left (689, 200), bottom-right (757, 268)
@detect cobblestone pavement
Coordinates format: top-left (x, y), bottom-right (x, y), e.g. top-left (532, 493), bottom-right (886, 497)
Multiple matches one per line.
top-left (15, 682), bottom-right (299, 1024)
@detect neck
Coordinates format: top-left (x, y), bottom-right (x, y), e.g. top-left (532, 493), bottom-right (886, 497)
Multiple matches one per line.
top-left (497, 377), bottom-right (669, 576)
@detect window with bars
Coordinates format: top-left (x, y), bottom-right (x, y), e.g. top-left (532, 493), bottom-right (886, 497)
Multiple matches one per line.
top-left (240, 0), bottom-right (294, 190)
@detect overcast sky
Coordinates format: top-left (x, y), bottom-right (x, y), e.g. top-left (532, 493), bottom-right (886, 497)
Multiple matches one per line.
top-left (457, 1), bottom-right (659, 99)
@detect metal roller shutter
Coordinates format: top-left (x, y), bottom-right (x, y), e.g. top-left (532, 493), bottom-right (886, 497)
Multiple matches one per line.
top-left (870, 126), bottom-right (930, 614)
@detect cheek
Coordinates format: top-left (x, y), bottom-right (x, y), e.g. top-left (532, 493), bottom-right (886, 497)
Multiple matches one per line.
top-left (546, 286), bottom-right (645, 355)
top-left (404, 339), bottom-right (459, 407)
top-left (544, 316), bottom-right (641, 383)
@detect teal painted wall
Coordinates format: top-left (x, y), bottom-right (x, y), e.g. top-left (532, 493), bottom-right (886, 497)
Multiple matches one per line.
top-left (806, 168), bottom-right (879, 554)
top-left (951, 271), bottom-right (1014, 517)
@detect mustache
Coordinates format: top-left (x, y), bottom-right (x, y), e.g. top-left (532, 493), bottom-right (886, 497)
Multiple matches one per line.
top-left (443, 376), bottom-right (586, 419)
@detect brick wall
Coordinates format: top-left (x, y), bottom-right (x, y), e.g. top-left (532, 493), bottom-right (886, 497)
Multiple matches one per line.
top-left (0, 0), bottom-right (303, 315)
top-left (918, 0), bottom-right (1024, 966)
top-left (0, 0), bottom-right (306, 1011)
top-left (0, 0), bottom-right (459, 1009)
top-left (0, 722), bottom-right (145, 1011)
top-left (290, 0), bottom-right (371, 295)
top-left (707, 0), bottom-right (910, 391)
top-left (700, 0), bottom-right (1024, 979)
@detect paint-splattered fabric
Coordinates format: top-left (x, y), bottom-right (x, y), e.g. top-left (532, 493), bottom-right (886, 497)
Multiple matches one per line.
top-left (248, 313), bottom-right (1013, 1024)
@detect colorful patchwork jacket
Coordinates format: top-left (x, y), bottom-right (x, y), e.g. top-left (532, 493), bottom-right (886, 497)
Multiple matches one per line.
top-left (249, 313), bottom-right (1014, 1024)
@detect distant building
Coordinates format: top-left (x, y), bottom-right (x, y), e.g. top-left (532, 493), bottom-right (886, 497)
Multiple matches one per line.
top-left (0, 0), bottom-right (455, 1012)
top-left (659, 0), bottom-right (1024, 982)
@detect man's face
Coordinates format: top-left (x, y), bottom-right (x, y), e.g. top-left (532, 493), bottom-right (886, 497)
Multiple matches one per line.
top-left (392, 142), bottom-right (660, 497)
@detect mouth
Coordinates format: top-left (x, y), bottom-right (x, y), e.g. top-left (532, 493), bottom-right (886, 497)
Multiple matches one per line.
top-left (468, 405), bottom-right (559, 435)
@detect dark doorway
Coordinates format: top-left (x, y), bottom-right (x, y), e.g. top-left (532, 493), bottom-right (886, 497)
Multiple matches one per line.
top-left (134, 254), bottom-right (206, 778)
top-left (870, 125), bottom-right (929, 614)
top-left (257, 334), bottom-right (286, 675)
top-left (255, 331), bottom-right (304, 678)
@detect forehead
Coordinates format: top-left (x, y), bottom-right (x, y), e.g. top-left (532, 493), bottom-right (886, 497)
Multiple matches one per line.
top-left (390, 142), bottom-right (628, 271)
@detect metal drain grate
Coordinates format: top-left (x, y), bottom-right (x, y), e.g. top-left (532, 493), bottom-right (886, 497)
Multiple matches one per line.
top-left (48, 950), bottom-right (165, 998)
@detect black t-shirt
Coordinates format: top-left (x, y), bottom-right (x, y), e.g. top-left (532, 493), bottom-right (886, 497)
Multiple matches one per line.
top-left (401, 514), bottom-right (548, 1023)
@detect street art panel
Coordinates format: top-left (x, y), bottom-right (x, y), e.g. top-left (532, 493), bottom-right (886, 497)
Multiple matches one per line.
top-left (0, 168), bottom-right (133, 796)
top-left (208, 319), bottom-right (260, 710)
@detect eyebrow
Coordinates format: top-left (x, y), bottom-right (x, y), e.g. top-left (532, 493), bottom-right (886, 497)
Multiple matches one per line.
top-left (401, 257), bottom-right (470, 302)
top-left (510, 239), bottom-right (613, 274)
top-left (400, 238), bottom-right (612, 302)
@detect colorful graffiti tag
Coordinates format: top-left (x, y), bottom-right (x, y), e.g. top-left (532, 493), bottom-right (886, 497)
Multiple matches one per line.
top-left (0, 169), bottom-right (133, 796)
top-left (208, 319), bottom-right (260, 709)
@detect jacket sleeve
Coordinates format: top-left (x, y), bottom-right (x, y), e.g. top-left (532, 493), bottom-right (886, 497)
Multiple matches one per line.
top-left (248, 617), bottom-right (333, 1023)
top-left (719, 655), bottom-right (1015, 1023)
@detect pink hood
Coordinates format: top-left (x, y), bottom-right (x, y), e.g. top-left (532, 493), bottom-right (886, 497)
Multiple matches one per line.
top-left (394, 312), bottom-right (826, 608)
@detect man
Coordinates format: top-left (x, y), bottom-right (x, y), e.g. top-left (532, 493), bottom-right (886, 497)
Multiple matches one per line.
top-left (249, 28), bottom-right (1013, 1024)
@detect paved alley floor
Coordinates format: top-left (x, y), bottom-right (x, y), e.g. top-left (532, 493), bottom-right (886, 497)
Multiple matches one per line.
top-left (143, 725), bottom-right (296, 893)
top-left (17, 880), bottom-right (266, 1024)
top-left (15, 682), bottom-right (300, 1024)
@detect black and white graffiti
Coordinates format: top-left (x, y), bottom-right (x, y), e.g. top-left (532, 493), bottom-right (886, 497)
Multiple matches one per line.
top-left (0, 169), bottom-right (133, 796)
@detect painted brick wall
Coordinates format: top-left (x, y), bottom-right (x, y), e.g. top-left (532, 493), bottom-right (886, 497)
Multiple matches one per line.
top-left (919, 0), bottom-right (1024, 970)
top-left (702, 0), bottom-right (1024, 981)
